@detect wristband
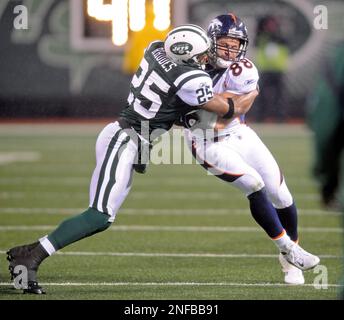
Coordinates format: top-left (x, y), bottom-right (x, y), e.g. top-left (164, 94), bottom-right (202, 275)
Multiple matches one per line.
top-left (222, 98), bottom-right (235, 119)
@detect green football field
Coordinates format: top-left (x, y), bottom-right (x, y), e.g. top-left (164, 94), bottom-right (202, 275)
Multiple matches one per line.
top-left (0, 122), bottom-right (342, 300)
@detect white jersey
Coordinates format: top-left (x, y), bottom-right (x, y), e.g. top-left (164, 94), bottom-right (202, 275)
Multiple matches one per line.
top-left (187, 58), bottom-right (259, 138)
top-left (183, 58), bottom-right (294, 232)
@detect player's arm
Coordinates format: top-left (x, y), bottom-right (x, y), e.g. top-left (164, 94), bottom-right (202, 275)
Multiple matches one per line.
top-left (174, 72), bottom-right (245, 118)
top-left (201, 89), bottom-right (258, 118)
top-left (229, 89), bottom-right (259, 116)
top-left (200, 93), bottom-right (233, 117)
top-left (213, 89), bottom-right (258, 129)
top-left (175, 71), bottom-right (252, 124)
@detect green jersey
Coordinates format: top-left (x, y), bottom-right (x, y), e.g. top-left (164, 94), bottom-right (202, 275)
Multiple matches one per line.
top-left (120, 41), bottom-right (213, 136)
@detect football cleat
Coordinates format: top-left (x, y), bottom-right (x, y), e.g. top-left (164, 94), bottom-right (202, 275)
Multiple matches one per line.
top-left (280, 243), bottom-right (320, 271)
top-left (7, 242), bottom-right (47, 294)
top-left (279, 253), bottom-right (305, 285)
top-left (23, 281), bottom-right (46, 295)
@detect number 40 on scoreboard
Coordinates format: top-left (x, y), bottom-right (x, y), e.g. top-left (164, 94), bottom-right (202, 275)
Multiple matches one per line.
top-left (88, 0), bottom-right (170, 46)
top-left (70, 0), bottom-right (187, 52)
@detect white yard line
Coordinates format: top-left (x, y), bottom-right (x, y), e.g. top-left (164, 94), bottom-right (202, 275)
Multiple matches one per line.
top-left (0, 176), bottom-right (316, 187)
top-left (0, 207), bottom-right (340, 216)
top-left (0, 281), bottom-right (341, 288)
top-left (0, 250), bottom-right (339, 259)
top-left (0, 208), bottom-right (84, 214)
top-left (0, 225), bottom-right (342, 233)
top-left (0, 191), bottom-right (321, 201)
top-left (0, 152), bottom-right (40, 165)
top-left (0, 177), bottom-right (89, 185)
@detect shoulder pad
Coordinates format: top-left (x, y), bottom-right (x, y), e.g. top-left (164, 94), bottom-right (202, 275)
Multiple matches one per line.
top-left (224, 59), bottom-right (259, 94)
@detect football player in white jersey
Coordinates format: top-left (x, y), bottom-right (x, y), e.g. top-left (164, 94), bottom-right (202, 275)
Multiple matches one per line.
top-left (182, 14), bottom-right (320, 284)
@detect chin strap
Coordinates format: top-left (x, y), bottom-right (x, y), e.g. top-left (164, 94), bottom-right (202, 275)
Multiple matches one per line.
top-left (216, 57), bottom-right (232, 69)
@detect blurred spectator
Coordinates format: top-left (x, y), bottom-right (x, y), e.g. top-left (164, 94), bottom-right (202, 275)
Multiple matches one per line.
top-left (308, 42), bottom-right (344, 299)
top-left (254, 15), bottom-right (290, 122)
top-left (122, 1), bottom-right (170, 74)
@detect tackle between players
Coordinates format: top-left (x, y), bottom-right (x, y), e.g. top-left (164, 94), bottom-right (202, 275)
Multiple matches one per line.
top-left (6, 24), bottom-right (252, 295)
top-left (181, 13), bottom-right (320, 285)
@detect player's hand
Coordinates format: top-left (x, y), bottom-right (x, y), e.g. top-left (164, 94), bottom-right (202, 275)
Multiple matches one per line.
top-left (177, 110), bottom-right (200, 129)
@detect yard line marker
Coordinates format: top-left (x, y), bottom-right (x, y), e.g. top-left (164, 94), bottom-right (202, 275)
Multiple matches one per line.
top-left (0, 176), bottom-right (316, 187)
top-left (0, 208), bottom-right (84, 214)
top-left (0, 225), bottom-right (342, 233)
top-left (0, 207), bottom-right (340, 217)
top-left (0, 250), bottom-right (339, 259)
top-left (0, 208), bottom-right (339, 216)
top-left (0, 191), bottom-right (321, 201)
top-left (0, 282), bottom-right (342, 288)
top-left (0, 152), bottom-right (40, 165)
top-left (0, 177), bottom-right (89, 185)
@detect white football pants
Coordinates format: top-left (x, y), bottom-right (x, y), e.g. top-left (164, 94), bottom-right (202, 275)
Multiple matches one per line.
top-left (89, 122), bottom-right (138, 222)
top-left (186, 125), bottom-right (293, 209)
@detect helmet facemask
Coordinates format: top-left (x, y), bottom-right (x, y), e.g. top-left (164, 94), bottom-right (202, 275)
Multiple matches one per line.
top-left (187, 50), bottom-right (210, 69)
top-left (209, 34), bottom-right (248, 68)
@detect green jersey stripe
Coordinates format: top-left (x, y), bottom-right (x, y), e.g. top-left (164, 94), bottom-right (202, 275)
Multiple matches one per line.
top-left (174, 70), bottom-right (208, 87)
top-left (176, 74), bottom-right (210, 91)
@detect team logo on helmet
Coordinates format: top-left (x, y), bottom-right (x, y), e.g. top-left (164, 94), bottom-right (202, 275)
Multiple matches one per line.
top-left (170, 42), bottom-right (193, 55)
top-left (208, 18), bottom-right (222, 35)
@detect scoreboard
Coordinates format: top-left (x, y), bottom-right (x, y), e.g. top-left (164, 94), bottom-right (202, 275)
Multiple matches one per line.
top-left (70, 0), bottom-right (187, 52)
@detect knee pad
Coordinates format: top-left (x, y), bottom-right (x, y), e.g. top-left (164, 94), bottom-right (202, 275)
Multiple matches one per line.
top-left (268, 180), bottom-right (293, 209)
top-left (232, 172), bottom-right (265, 196)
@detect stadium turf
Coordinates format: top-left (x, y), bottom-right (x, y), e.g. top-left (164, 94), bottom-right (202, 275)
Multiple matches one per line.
top-left (0, 123), bottom-right (342, 300)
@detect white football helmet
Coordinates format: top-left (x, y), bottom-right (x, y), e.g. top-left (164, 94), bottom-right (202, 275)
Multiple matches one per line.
top-left (164, 24), bottom-right (211, 68)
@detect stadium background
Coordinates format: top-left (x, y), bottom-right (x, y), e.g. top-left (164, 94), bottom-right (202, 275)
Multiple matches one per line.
top-left (1, 0), bottom-right (344, 120)
top-left (0, 0), bottom-right (343, 300)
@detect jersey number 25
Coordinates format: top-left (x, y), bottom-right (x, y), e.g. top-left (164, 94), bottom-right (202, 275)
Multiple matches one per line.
top-left (128, 58), bottom-right (171, 119)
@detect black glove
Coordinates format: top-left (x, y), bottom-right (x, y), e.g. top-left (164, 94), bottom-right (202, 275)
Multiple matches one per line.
top-left (176, 110), bottom-right (200, 129)
top-left (133, 139), bottom-right (152, 174)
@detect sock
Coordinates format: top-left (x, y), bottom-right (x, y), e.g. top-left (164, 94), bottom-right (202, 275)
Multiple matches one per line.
top-left (272, 231), bottom-right (294, 252)
top-left (276, 203), bottom-right (298, 242)
top-left (47, 207), bottom-right (111, 251)
top-left (248, 188), bottom-right (284, 238)
top-left (39, 236), bottom-right (56, 256)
